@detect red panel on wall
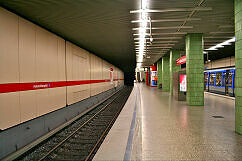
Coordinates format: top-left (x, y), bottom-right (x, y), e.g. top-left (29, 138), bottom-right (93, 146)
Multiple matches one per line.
top-left (150, 63), bottom-right (157, 71)
top-left (176, 56), bottom-right (186, 65)
top-left (0, 79), bottom-right (124, 94)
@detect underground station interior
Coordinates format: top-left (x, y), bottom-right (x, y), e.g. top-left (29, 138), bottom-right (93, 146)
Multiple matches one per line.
top-left (0, 0), bottom-right (242, 160)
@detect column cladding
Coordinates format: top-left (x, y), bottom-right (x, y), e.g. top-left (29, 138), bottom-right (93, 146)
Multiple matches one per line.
top-left (170, 50), bottom-right (181, 95)
top-left (186, 33), bottom-right (204, 106)
top-left (235, 0), bottom-right (242, 134)
top-left (157, 59), bottom-right (162, 88)
top-left (162, 54), bottom-right (170, 92)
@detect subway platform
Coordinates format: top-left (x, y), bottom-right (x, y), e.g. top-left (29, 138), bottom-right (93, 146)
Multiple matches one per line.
top-left (93, 83), bottom-right (242, 161)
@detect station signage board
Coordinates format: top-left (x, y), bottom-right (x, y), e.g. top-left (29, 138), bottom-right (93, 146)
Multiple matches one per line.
top-left (176, 56), bottom-right (186, 65)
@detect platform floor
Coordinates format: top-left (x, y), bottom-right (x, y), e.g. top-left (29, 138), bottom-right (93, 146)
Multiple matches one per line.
top-left (94, 83), bottom-right (242, 161)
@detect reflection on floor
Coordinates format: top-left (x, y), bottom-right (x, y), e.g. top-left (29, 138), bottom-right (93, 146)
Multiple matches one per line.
top-left (138, 83), bottom-right (242, 160)
top-left (94, 83), bottom-right (242, 161)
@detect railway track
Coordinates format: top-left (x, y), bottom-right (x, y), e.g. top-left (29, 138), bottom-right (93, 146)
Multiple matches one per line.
top-left (14, 86), bottom-right (132, 161)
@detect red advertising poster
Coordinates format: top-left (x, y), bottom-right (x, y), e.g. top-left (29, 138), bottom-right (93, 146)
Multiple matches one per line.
top-left (176, 56), bottom-right (186, 65)
top-left (180, 75), bottom-right (187, 92)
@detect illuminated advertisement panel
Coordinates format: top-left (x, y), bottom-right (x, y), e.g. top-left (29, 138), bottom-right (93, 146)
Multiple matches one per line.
top-left (180, 75), bottom-right (187, 92)
top-left (176, 56), bottom-right (186, 65)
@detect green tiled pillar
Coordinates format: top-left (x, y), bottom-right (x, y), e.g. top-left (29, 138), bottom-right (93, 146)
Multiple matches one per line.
top-left (157, 59), bottom-right (162, 88)
top-left (186, 33), bottom-right (204, 106)
top-left (235, 0), bottom-right (242, 134)
top-left (162, 54), bottom-right (170, 92)
top-left (170, 50), bottom-right (181, 95)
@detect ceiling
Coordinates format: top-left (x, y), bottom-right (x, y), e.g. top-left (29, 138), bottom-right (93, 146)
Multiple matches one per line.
top-left (0, 0), bottom-right (137, 73)
top-left (131, 0), bottom-right (234, 66)
top-left (206, 42), bottom-right (235, 61)
top-left (0, 0), bottom-right (235, 70)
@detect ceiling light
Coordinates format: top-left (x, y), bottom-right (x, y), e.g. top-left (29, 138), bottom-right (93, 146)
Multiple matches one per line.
top-left (134, 37), bottom-right (182, 40)
top-left (133, 33), bottom-right (149, 36)
top-left (147, 46), bottom-right (172, 49)
top-left (148, 44), bottom-right (175, 46)
top-left (137, 62), bottom-right (142, 67)
top-left (135, 0), bottom-right (149, 65)
top-left (132, 26), bottom-right (193, 30)
top-left (131, 18), bottom-right (201, 23)
top-left (130, 7), bottom-right (212, 13)
top-left (134, 40), bottom-right (178, 43)
top-left (152, 32), bottom-right (187, 35)
top-left (205, 37), bottom-right (235, 50)
top-left (152, 41), bottom-right (178, 43)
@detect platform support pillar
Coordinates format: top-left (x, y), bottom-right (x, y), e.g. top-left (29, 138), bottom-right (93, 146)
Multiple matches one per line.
top-left (235, 0), bottom-right (242, 134)
top-left (170, 50), bottom-right (181, 95)
top-left (186, 33), bottom-right (204, 106)
top-left (162, 54), bottom-right (170, 92)
top-left (157, 59), bottom-right (162, 88)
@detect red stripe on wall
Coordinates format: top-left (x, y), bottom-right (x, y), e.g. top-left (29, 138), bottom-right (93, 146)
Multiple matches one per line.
top-left (0, 79), bottom-right (124, 94)
top-left (0, 83), bottom-right (20, 93)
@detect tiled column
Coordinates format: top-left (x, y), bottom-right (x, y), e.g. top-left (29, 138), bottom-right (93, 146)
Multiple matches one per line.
top-left (186, 33), bottom-right (204, 106)
top-left (157, 59), bottom-right (162, 88)
top-left (162, 54), bottom-right (170, 92)
top-left (170, 50), bottom-right (181, 95)
top-left (235, 0), bottom-right (242, 134)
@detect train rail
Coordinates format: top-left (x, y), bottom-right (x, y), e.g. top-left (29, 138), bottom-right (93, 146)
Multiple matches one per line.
top-left (9, 86), bottom-right (132, 161)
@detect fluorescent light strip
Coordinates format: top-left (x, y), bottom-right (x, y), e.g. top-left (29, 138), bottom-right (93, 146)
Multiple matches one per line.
top-left (137, 62), bottom-right (142, 68)
top-left (131, 18), bottom-right (201, 23)
top-left (136, 48), bottom-right (170, 51)
top-left (134, 37), bottom-right (182, 40)
top-left (136, 44), bottom-right (175, 47)
top-left (133, 32), bottom-right (186, 36)
top-left (205, 37), bottom-right (235, 50)
top-left (135, 0), bottom-right (149, 65)
top-left (135, 44), bottom-right (149, 46)
top-left (152, 32), bottom-right (187, 35)
top-left (152, 41), bottom-right (178, 43)
top-left (133, 33), bottom-right (149, 36)
top-left (147, 47), bottom-right (172, 49)
top-left (130, 7), bottom-right (212, 13)
top-left (134, 41), bottom-right (178, 43)
top-left (132, 26), bottom-right (193, 30)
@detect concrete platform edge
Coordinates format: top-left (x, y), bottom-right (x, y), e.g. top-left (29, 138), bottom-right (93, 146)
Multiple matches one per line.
top-left (93, 86), bottom-right (137, 161)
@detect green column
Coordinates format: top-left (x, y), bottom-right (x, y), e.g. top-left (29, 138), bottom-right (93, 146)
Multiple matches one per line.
top-left (162, 54), bottom-right (170, 92)
top-left (235, 0), bottom-right (242, 134)
top-left (157, 59), bottom-right (162, 88)
top-left (170, 50), bottom-right (181, 95)
top-left (186, 33), bottom-right (204, 106)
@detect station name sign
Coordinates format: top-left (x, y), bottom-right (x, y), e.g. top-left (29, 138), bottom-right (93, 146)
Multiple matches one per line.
top-left (176, 56), bottom-right (186, 65)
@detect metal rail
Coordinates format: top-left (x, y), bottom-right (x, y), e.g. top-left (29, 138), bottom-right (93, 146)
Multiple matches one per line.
top-left (38, 90), bottom-right (125, 161)
top-left (9, 86), bottom-right (132, 161)
top-left (2, 87), bottom-right (124, 161)
top-left (84, 90), bottom-right (129, 161)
